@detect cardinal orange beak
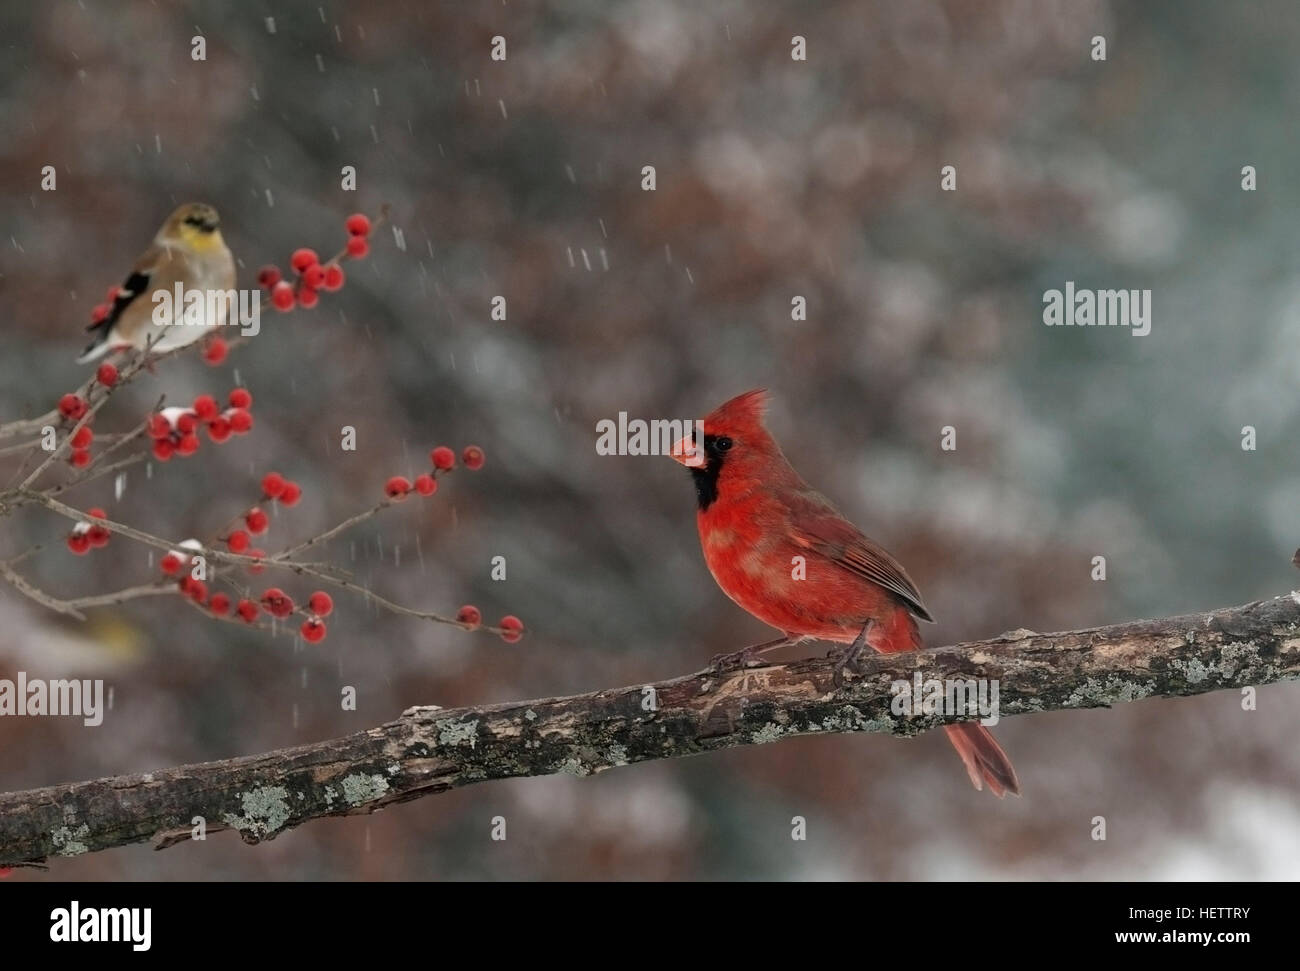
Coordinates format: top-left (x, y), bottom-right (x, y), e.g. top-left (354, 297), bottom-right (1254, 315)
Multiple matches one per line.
top-left (670, 434), bottom-right (706, 468)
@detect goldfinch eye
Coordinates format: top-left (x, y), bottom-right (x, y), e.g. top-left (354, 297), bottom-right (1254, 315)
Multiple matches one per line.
top-left (715, 436), bottom-right (734, 452)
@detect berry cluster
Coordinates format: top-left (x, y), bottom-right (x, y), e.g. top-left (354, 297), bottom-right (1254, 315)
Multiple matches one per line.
top-left (54, 362), bottom-right (131, 465)
top-left (206, 471), bottom-right (305, 570)
top-left (456, 604), bottom-right (525, 643)
top-left (259, 213), bottom-right (371, 313)
top-left (148, 388), bottom-right (253, 461)
top-left (382, 444), bottom-right (485, 499)
top-left (243, 588), bottom-right (335, 642)
top-left (64, 508), bottom-right (110, 555)
top-left (161, 540), bottom-right (216, 607)
top-left (154, 469), bottom-right (330, 642)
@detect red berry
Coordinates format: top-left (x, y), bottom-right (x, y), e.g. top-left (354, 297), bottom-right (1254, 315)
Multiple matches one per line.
top-left (461, 445), bottom-right (485, 470)
top-left (346, 236), bottom-right (369, 259)
top-left (58, 394), bottom-right (87, 420)
top-left (70, 425), bottom-right (94, 449)
top-left (228, 387), bottom-right (252, 409)
top-left (302, 263), bottom-right (326, 289)
top-left (236, 599), bottom-right (259, 623)
top-left (148, 414), bottom-right (171, 439)
top-left (271, 281), bottom-right (295, 311)
top-left (257, 265), bottom-right (282, 289)
top-left (308, 591), bottom-right (334, 617)
top-left (176, 412), bottom-right (198, 435)
top-left (87, 524), bottom-right (110, 548)
top-left (278, 481), bottom-right (302, 506)
top-left (260, 587), bottom-right (294, 618)
top-left (96, 362), bottom-right (118, 387)
top-left (202, 336), bottom-right (228, 365)
top-left (87, 508), bottom-right (106, 519)
top-left (207, 417), bottom-right (232, 443)
top-left (413, 473), bottom-right (437, 496)
top-left (261, 472), bottom-right (287, 498)
top-left (385, 475), bottom-right (412, 499)
top-left (300, 618), bottom-right (328, 643)
top-left (297, 287), bottom-right (319, 309)
top-left (91, 303), bottom-right (111, 324)
top-left (346, 213), bottom-right (372, 237)
top-left (499, 615), bottom-right (524, 643)
top-left (209, 593), bottom-right (231, 616)
top-left (228, 408), bottom-right (253, 433)
top-left (322, 264), bottom-right (345, 291)
top-left (186, 579), bottom-right (208, 604)
top-left (226, 529), bottom-right (250, 553)
top-left (430, 446), bottom-right (455, 470)
top-left (66, 533), bottom-right (91, 555)
top-left (193, 395), bottom-right (218, 421)
top-left (160, 552), bottom-right (183, 575)
top-left (175, 433), bottom-right (200, 456)
top-left (152, 439), bottom-right (175, 461)
top-left (246, 549), bottom-right (267, 574)
top-left (69, 449), bottom-right (91, 468)
top-left (456, 604), bottom-right (482, 628)
top-left (245, 508), bottom-right (270, 534)
top-left (290, 248), bottom-right (319, 273)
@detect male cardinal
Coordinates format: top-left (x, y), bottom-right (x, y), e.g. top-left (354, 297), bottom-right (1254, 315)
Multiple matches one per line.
top-left (670, 389), bottom-right (1020, 797)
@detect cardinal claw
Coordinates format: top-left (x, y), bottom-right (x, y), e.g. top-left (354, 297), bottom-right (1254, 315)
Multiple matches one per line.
top-left (831, 655), bottom-right (866, 688)
top-left (709, 648), bottom-right (759, 674)
top-left (831, 657), bottom-right (849, 688)
top-left (831, 655), bottom-right (864, 688)
top-left (830, 622), bottom-right (874, 687)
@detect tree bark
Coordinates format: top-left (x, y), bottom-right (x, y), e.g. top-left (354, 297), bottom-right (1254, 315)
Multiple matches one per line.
top-left (3, 594), bottom-right (1298, 866)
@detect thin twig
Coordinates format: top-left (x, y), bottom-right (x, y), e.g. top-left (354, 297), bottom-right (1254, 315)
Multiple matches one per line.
top-left (0, 560), bottom-right (87, 619)
top-left (274, 501), bottom-right (393, 560)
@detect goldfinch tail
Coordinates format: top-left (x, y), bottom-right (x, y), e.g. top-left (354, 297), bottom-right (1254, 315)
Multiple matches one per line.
top-left (76, 336), bottom-right (113, 364)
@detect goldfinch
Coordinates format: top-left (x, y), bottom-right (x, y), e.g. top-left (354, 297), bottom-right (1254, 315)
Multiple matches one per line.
top-left (78, 203), bottom-right (236, 363)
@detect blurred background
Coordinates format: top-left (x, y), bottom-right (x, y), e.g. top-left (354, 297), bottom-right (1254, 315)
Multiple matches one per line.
top-left (2, 0), bottom-right (1299, 880)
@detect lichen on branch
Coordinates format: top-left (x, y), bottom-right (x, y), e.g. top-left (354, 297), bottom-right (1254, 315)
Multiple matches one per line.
top-left (2, 594), bottom-right (1296, 867)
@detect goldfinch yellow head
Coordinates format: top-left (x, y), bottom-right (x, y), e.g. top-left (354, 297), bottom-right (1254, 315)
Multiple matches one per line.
top-left (160, 202), bottom-right (224, 250)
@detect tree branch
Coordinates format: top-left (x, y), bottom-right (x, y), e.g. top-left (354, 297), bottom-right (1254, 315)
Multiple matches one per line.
top-left (2, 594), bottom-right (1298, 866)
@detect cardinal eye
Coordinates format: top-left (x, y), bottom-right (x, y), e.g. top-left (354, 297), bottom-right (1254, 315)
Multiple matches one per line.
top-left (715, 436), bottom-right (733, 452)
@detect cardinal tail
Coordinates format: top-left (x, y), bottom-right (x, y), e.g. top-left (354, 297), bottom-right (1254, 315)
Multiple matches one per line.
top-left (865, 608), bottom-right (1018, 796)
top-left (943, 722), bottom-right (1021, 798)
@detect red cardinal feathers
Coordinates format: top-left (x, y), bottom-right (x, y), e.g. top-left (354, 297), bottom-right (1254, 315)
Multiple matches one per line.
top-left (671, 389), bottom-right (1020, 797)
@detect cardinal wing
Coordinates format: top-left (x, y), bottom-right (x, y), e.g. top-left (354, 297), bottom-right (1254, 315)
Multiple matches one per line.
top-left (788, 490), bottom-right (934, 622)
